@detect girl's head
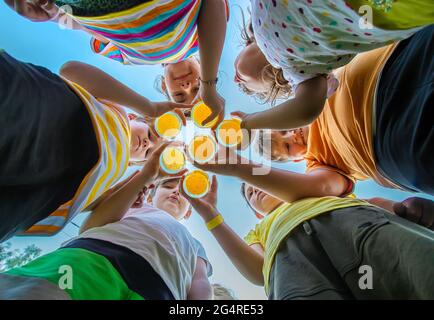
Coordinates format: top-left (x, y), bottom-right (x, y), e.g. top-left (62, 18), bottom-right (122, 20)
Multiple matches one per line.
top-left (156, 57), bottom-right (201, 105)
top-left (128, 115), bottom-right (162, 164)
top-left (235, 20), bottom-right (291, 104)
top-left (255, 128), bottom-right (309, 162)
top-left (148, 178), bottom-right (192, 220)
top-left (241, 183), bottom-right (283, 219)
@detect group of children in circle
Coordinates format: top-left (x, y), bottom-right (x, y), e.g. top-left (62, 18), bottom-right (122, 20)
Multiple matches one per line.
top-left (1, 0), bottom-right (433, 300)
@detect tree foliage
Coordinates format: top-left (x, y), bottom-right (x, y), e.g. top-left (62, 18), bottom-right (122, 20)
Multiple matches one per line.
top-left (0, 242), bottom-right (42, 272)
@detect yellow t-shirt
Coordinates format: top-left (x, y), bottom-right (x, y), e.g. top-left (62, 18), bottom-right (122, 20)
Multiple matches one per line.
top-left (305, 43), bottom-right (401, 190)
top-left (244, 196), bottom-right (370, 294)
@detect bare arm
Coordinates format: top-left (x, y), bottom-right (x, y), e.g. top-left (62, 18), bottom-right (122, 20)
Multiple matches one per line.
top-left (80, 142), bottom-right (185, 233)
top-left (181, 176), bottom-right (265, 286)
top-left (79, 171), bottom-right (151, 234)
top-left (243, 76), bottom-right (327, 130)
top-left (197, 0), bottom-right (227, 83)
top-left (60, 61), bottom-right (191, 118)
top-left (196, 152), bottom-right (350, 203)
top-left (208, 216), bottom-right (264, 286)
top-left (196, 0), bottom-right (227, 126)
top-left (187, 258), bottom-right (213, 300)
top-left (237, 165), bottom-right (349, 203)
top-left (60, 61), bottom-right (155, 114)
top-left (365, 197), bottom-right (396, 213)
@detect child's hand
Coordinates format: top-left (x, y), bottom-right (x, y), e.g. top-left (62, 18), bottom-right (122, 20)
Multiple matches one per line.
top-left (230, 111), bottom-right (251, 129)
top-left (140, 141), bottom-right (187, 185)
top-left (147, 101), bottom-right (193, 124)
top-left (181, 175), bottom-right (219, 221)
top-left (140, 101), bottom-right (193, 127)
top-left (6, 0), bottom-right (59, 22)
top-left (200, 86), bottom-right (225, 129)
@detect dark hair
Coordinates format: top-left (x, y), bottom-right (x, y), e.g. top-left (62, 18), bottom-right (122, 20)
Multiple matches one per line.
top-left (238, 14), bottom-right (292, 105)
top-left (240, 182), bottom-right (258, 214)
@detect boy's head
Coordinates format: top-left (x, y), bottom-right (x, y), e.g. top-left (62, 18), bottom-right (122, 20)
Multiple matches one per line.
top-left (255, 128), bottom-right (309, 162)
top-left (156, 57), bottom-right (201, 106)
top-left (240, 183), bottom-right (283, 219)
top-left (128, 115), bottom-right (162, 164)
top-left (148, 178), bottom-right (192, 221)
top-left (234, 19), bottom-right (292, 104)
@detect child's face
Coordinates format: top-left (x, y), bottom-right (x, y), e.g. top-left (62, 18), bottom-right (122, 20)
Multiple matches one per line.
top-left (129, 119), bottom-right (161, 162)
top-left (152, 179), bottom-right (190, 220)
top-left (163, 58), bottom-right (201, 104)
top-left (244, 184), bottom-right (283, 217)
top-left (268, 129), bottom-right (309, 162)
top-left (234, 42), bottom-right (269, 93)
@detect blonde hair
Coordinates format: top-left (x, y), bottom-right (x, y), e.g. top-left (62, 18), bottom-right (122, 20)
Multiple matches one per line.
top-left (212, 284), bottom-right (237, 300)
top-left (239, 14), bottom-right (292, 105)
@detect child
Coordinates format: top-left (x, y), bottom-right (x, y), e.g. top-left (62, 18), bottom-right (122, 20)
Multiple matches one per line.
top-left (5, 0), bottom-right (230, 125)
top-left (232, 1), bottom-right (433, 130)
top-left (0, 52), bottom-right (189, 242)
top-left (0, 143), bottom-right (214, 300)
top-left (181, 177), bottom-right (434, 299)
top-left (233, 25), bottom-right (434, 196)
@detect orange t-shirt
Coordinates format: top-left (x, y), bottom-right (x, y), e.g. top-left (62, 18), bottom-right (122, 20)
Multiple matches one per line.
top-left (305, 43), bottom-right (401, 190)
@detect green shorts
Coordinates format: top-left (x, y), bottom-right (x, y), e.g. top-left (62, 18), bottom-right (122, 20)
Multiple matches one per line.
top-left (5, 248), bottom-right (143, 300)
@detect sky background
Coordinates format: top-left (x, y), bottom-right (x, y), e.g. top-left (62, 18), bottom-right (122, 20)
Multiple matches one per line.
top-left (1, 0), bottom-right (433, 300)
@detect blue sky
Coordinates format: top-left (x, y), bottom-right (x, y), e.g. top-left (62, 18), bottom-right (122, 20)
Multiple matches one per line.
top-left (1, 0), bottom-right (433, 300)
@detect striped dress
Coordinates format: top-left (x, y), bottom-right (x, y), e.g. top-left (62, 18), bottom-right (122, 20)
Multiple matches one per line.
top-left (68, 0), bottom-right (229, 65)
top-left (21, 81), bottom-right (131, 237)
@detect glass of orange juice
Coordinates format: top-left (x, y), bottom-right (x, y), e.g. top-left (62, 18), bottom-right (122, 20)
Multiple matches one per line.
top-left (159, 146), bottom-right (186, 174)
top-left (216, 117), bottom-right (244, 148)
top-left (183, 170), bottom-right (210, 198)
top-left (187, 135), bottom-right (217, 164)
top-left (154, 111), bottom-right (182, 139)
top-left (191, 101), bottom-right (218, 128)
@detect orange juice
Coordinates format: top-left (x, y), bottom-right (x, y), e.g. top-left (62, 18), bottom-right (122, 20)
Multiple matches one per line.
top-left (217, 118), bottom-right (243, 147)
top-left (183, 170), bottom-right (210, 198)
top-left (188, 135), bottom-right (217, 164)
top-left (154, 112), bottom-right (182, 139)
top-left (191, 101), bottom-right (218, 128)
top-left (160, 146), bottom-right (186, 174)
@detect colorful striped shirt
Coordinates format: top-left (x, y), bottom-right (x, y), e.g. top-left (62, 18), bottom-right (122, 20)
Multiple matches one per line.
top-left (68, 0), bottom-right (229, 65)
top-left (21, 81), bottom-right (131, 236)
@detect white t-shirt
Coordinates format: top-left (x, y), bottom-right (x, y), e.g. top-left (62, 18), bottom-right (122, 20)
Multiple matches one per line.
top-left (64, 204), bottom-right (212, 300)
top-left (251, 0), bottom-right (418, 88)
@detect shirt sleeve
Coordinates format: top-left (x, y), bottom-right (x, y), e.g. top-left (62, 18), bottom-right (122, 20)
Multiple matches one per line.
top-left (90, 38), bottom-right (129, 65)
top-left (194, 239), bottom-right (213, 277)
top-left (244, 225), bottom-right (262, 246)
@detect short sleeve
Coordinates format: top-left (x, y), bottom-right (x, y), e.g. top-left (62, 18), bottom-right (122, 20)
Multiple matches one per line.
top-left (244, 225), bottom-right (262, 246)
top-left (194, 239), bottom-right (213, 277)
top-left (90, 38), bottom-right (129, 65)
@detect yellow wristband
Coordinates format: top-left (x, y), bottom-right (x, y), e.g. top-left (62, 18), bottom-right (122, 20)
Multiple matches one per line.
top-left (206, 214), bottom-right (224, 231)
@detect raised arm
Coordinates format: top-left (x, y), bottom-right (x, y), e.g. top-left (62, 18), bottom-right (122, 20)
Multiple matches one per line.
top-left (80, 142), bottom-right (186, 233)
top-left (187, 258), bottom-right (213, 300)
top-left (242, 76), bottom-right (327, 130)
top-left (182, 176), bottom-right (264, 286)
top-left (60, 61), bottom-right (192, 118)
top-left (197, 0), bottom-right (227, 127)
top-left (194, 150), bottom-right (349, 204)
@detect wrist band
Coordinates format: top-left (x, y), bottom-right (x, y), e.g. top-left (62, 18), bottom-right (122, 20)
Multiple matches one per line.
top-left (199, 77), bottom-right (218, 86)
top-left (206, 214), bottom-right (224, 231)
